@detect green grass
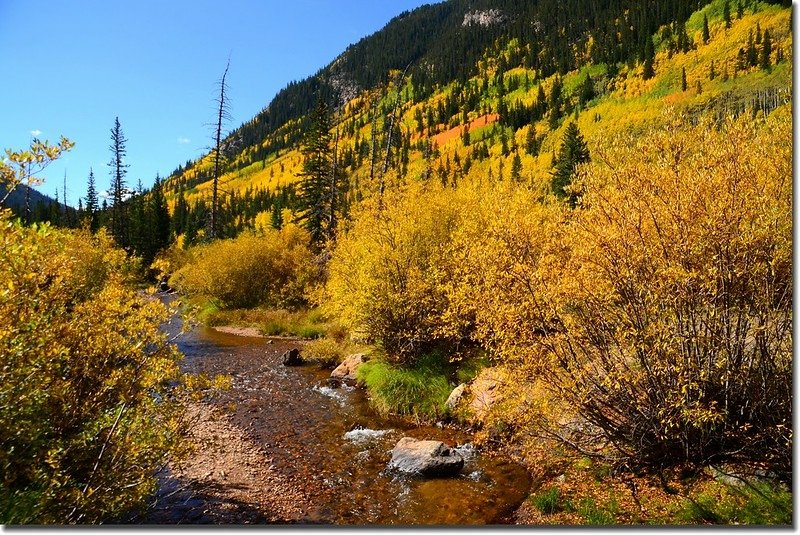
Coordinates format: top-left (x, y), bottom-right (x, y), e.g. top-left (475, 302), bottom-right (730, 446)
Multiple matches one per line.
top-left (578, 496), bottom-right (619, 525)
top-left (531, 487), bottom-right (562, 515)
top-left (675, 479), bottom-right (792, 525)
top-left (204, 304), bottom-right (331, 339)
top-left (356, 358), bottom-right (452, 422)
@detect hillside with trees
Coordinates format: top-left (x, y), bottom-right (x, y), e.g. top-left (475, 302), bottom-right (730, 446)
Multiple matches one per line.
top-left (1, 0), bottom-right (792, 526)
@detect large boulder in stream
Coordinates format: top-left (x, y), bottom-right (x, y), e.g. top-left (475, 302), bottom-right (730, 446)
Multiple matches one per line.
top-left (388, 437), bottom-right (464, 477)
top-left (329, 353), bottom-right (368, 385)
top-left (281, 348), bottom-right (303, 366)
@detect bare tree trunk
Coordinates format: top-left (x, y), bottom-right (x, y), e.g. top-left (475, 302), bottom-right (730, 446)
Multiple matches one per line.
top-left (211, 59), bottom-right (231, 240)
top-left (328, 127), bottom-right (340, 242)
top-left (380, 63), bottom-right (412, 200)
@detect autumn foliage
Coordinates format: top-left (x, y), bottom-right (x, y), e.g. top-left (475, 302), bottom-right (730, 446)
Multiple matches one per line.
top-left (325, 106), bottom-right (792, 479)
top-left (170, 224), bottom-right (318, 309)
top-left (0, 215), bottom-right (187, 523)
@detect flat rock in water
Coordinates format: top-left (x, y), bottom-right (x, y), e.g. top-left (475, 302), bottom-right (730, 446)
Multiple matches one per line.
top-left (388, 437), bottom-right (464, 477)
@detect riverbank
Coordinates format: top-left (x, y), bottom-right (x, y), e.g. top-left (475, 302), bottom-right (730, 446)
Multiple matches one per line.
top-left (156, 308), bottom-right (790, 526)
top-left (140, 322), bottom-right (531, 525)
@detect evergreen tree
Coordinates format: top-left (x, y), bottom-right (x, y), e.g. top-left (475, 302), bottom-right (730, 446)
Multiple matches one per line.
top-left (525, 126), bottom-right (539, 156)
top-left (296, 99), bottom-right (334, 246)
top-left (737, 0), bottom-right (744, 19)
top-left (681, 67), bottom-right (688, 91)
top-left (760, 29), bottom-right (772, 69)
top-left (551, 122), bottom-right (589, 206)
top-left (85, 167), bottom-right (99, 232)
top-left (108, 116), bottom-right (129, 247)
top-left (510, 152), bottom-right (523, 182)
top-left (579, 72), bottom-right (595, 104)
top-left (149, 174), bottom-right (171, 257)
top-left (702, 14), bottom-right (710, 44)
top-left (171, 183), bottom-right (188, 238)
top-left (724, 0), bottom-right (732, 28)
top-left (270, 202), bottom-right (283, 230)
top-left (643, 37), bottom-right (655, 80)
top-left (548, 76), bottom-right (563, 130)
top-left (130, 179), bottom-right (147, 257)
top-left (747, 30), bottom-right (758, 66)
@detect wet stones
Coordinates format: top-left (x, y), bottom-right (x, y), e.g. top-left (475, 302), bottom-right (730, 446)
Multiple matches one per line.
top-left (328, 353), bottom-right (368, 385)
top-left (444, 383), bottom-right (467, 412)
top-left (281, 348), bottom-right (303, 366)
top-left (388, 437), bottom-right (464, 477)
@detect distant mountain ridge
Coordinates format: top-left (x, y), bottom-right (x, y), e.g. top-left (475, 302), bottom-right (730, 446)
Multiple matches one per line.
top-left (173, 0), bottom-right (749, 181)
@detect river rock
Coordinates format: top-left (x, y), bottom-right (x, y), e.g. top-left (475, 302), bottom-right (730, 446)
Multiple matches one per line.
top-left (469, 368), bottom-right (504, 422)
top-left (388, 437), bottom-right (464, 477)
top-left (329, 353), bottom-right (368, 385)
top-left (445, 383), bottom-right (467, 412)
top-left (281, 348), bottom-right (303, 366)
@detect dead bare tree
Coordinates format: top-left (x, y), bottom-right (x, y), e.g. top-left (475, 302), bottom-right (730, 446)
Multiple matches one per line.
top-left (210, 59), bottom-right (232, 240)
top-left (380, 62), bottom-right (412, 199)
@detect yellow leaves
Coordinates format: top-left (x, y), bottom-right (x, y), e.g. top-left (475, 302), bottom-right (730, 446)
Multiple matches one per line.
top-left (0, 212), bottom-right (189, 523)
top-left (171, 225), bottom-right (317, 309)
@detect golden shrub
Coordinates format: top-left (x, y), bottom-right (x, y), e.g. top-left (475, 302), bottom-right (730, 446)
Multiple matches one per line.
top-left (0, 214), bottom-right (187, 523)
top-left (170, 223), bottom-right (318, 309)
top-left (324, 182), bottom-right (478, 362)
top-left (470, 108), bottom-right (792, 476)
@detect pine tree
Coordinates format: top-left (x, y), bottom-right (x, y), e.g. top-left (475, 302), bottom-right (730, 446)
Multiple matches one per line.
top-left (130, 179), bottom-right (147, 257)
top-left (551, 122), bottom-right (589, 206)
top-left (85, 168), bottom-right (99, 232)
top-left (681, 67), bottom-right (688, 91)
top-left (709, 60), bottom-right (717, 80)
top-left (702, 14), bottom-right (710, 44)
top-left (171, 183), bottom-right (187, 238)
top-left (737, 0), bottom-right (744, 19)
top-left (760, 29), bottom-right (772, 69)
top-left (747, 30), bottom-right (758, 66)
top-left (149, 174), bottom-right (171, 258)
top-left (724, 0), bottom-right (732, 28)
top-left (108, 116), bottom-right (129, 247)
top-left (510, 152), bottom-right (522, 182)
top-left (296, 99), bottom-right (334, 246)
top-left (525, 126), bottom-right (539, 156)
top-left (270, 202), bottom-right (283, 230)
top-left (579, 72), bottom-right (595, 104)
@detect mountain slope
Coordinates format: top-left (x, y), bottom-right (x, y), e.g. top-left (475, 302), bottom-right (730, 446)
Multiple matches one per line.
top-left (164, 0), bottom-right (791, 242)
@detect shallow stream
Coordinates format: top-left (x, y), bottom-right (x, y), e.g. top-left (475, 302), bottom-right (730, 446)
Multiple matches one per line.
top-left (159, 317), bottom-right (531, 525)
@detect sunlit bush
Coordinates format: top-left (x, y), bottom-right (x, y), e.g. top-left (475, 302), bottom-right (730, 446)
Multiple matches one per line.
top-left (324, 182), bottom-right (477, 363)
top-left (170, 224), bottom-right (318, 309)
top-left (471, 108), bottom-right (792, 478)
top-left (0, 215), bottom-right (187, 523)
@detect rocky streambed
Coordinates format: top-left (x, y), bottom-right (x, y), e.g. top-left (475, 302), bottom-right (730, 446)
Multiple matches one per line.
top-left (138, 315), bottom-right (531, 525)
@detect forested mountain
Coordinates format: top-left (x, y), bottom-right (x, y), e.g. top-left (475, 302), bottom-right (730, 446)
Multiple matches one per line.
top-left (163, 0), bottom-right (791, 249)
top-left (178, 0), bottom-right (777, 178)
top-left (0, 183), bottom-right (74, 225)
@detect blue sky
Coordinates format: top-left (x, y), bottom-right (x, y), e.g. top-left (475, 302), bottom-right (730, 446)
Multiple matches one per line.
top-left (0, 0), bottom-right (436, 204)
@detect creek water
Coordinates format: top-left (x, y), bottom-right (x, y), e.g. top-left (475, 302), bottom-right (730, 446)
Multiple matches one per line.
top-left (161, 317), bottom-right (531, 525)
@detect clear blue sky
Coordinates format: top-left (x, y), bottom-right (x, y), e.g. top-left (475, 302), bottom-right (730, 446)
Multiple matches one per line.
top-left (0, 0), bottom-right (436, 204)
